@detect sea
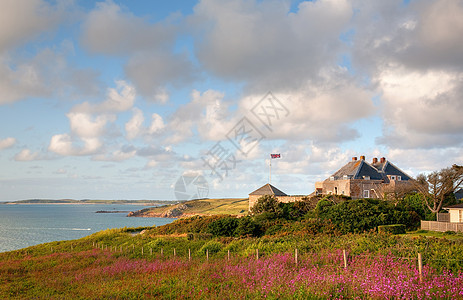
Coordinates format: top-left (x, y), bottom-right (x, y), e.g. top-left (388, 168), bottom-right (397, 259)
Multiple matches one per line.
top-left (0, 204), bottom-right (175, 253)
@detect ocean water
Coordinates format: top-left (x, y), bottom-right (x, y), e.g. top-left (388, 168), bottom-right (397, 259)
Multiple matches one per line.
top-left (0, 204), bottom-right (175, 253)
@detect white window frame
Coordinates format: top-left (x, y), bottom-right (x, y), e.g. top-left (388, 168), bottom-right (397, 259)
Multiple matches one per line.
top-left (363, 190), bottom-right (370, 198)
top-left (363, 176), bottom-right (370, 180)
top-left (397, 176), bottom-right (401, 181)
top-left (391, 175), bottom-right (396, 180)
top-left (330, 176), bottom-right (335, 181)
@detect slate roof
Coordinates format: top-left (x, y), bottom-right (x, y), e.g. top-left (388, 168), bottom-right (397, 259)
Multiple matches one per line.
top-left (443, 203), bottom-right (463, 209)
top-left (249, 183), bottom-right (287, 196)
top-left (455, 189), bottom-right (463, 200)
top-left (328, 158), bottom-right (411, 182)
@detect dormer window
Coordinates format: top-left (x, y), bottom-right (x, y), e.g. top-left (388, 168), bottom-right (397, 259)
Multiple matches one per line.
top-left (363, 176), bottom-right (370, 180)
top-left (330, 176), bottom-right (335, 181)
top-left (343, 175), bottom-right (349, 180)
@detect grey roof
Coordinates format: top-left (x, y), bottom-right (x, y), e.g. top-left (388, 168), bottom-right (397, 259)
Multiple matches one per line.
top-left (328, 158), bottom-right (411, 182)
top-left (249, 183), bottom-right (287, 196)
top-left (444, 203), bottom-right (463, 209)
top-left (455, 189), bottom-right (463, 200)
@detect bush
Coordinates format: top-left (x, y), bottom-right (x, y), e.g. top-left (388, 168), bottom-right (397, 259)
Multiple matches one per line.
top-left (250, 195), bottom-right (283, 216)
top-left (235, 216), bottom-right (259, 237)
top-left (198, 240), bottom-right (223, 255)
top-left (378, 224), bottom-right (406, 234)
top-left (207, 216), bottom-right (239, 237)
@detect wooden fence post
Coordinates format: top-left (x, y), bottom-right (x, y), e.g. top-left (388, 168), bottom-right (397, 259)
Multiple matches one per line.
top-left (174, 248), bottom-right (176, 257)
top-left (189, 249), bottom-right (191, 261)
top-left (343, 250), bottom-right (348, 269)
top-left (161, 248), bottom-right (163, 256)
top-left (295, 248), bottom-right (298, 265)
top-left (141, 247), bottom-right (144, 256)
top-left (228, 250), bottom-right (230, 261)
top-left (206, 249), bottom-right (209, 261)
top-left (150, 248), bottom-right (152, 256)
top-left (256, 249), bottom-right (259, 260)
top-left (418, 253), bottom-right (423, 282)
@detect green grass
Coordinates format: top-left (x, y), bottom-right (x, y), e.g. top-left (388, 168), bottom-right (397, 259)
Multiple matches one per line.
top-left (137, 198), bottom-right (249, 216)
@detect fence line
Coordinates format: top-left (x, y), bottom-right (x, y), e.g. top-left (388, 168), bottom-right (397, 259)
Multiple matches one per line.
top-left (92, 243), bottom-right (461, 278)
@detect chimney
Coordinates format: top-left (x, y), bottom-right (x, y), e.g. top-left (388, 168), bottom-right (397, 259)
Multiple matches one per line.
top-left (352, 157), bottom-right (357, 161)
top-left (380, 157), bottom-right (386, 163)
top-left (360, 155), bottom-right (365, 161)
top-left (372, 157), bottom-right (378, 164)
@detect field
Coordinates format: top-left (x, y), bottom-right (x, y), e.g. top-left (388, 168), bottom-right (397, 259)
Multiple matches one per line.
top-left (129, 198), bottom-right (249, 217)
top-left (1, 228), bottom-right (463, 299)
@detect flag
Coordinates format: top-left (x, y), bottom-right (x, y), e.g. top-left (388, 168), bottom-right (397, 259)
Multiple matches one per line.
top-left (271, 153), bottom-right (281, 159)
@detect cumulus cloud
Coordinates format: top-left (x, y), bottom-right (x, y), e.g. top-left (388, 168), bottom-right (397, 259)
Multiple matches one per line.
top-left (191, 0), bottom-right (352, 90)
top-left (0, 137), bottom-right (16, 150)
top-left (125, 108), bottom-right (165, 140)
top-left (81, 0), bottom-right (195, 102)
top-left (165, 89), bottom-right (237, 144)
top-left (14, 149), bottom-right (40, 161)
top-left (80, 0), bottom-right (176, 55)
top-left (49, 81), bottom-right (136, 156)
top-left (0, 0), bottom-right (63, 51)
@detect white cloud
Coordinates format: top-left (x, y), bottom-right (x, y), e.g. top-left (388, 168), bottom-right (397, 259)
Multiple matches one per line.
top-left (125, 108), bottom-right (145, 140)
top-left (72, 80), bottom-right (135, 114)
top-left (0, 0), bottom-right (63, 51)
top-left (191, 0), bottom-right (352, 90)
top-left (48, 134), bottom-right (102, 156)
top-left (14, 149), bottom-right (39, 161)
top-left (0, 137), bottom-right (16, 150)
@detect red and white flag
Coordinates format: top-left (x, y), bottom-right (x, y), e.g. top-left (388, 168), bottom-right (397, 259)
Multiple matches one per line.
top-left (271, 153), bottom-right (281, 159)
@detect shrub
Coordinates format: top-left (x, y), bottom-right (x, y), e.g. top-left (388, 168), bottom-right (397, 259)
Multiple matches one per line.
top-left (207, 216), bottom-right (239, 237)
top-left (235, 216), bottom-right (259, 237)
top-left (198, 240), bottom-right (223, 255)
top-left (378, 224), bottom-right (406, 234)
top-left (250, 195), bottom-right (282, 216)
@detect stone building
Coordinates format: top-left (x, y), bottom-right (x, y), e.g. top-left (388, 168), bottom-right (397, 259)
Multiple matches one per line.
top-left (248, 183), bottom-right (306, 210)
top-left (314, 156), bottom-right (413, 199)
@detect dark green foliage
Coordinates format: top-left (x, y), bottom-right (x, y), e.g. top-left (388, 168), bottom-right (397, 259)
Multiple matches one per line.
top-left (249, 195), bottom-right (283, 216)
top-left (378, 224), bottom-right (406, 234)
top-left (315, 198), bottom-right (420, 233)
top-left (235, 216), bottom-right (259, 237)
top-left (207, 216), bottom-right (239, 237)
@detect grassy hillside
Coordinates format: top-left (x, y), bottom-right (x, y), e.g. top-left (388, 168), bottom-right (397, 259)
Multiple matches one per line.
top-left (129, 198), bottom-right (249, 217)
top-left (1, 228), bottom-right (463, 299)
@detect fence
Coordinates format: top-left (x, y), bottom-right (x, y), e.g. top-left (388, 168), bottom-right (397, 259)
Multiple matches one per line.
top-left (421, 220), bottom-right (463, 232)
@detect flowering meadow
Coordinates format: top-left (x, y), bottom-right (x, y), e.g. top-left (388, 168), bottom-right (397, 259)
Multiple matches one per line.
top-left (1, 243), bottom-right (463, 299)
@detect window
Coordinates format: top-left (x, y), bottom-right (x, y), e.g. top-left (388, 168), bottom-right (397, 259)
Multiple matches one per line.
top-left (330, 176), bottom-right (335, 181)
top-left (391, 175), bottom-right (396, 180)
top-left (397, 176), bottom-right (401, 181)
top-left (334, 187), bottom-right (338, 194)
top-left (460, 210), bottom-right (463, 223)
top-left (343, 175), bottom-right (348, 180)
top-left (363, 176), bottom-right (370, 180)
top-left (363, 190), bottom-right (370, 198)
top-left (342, 191), bottom-right (345, 195)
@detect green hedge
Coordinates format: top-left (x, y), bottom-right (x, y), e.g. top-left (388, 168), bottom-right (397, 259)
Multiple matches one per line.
top-left (378, 224), bottom-right (406, 234)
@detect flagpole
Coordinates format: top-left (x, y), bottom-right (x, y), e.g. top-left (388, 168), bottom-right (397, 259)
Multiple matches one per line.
top-left (269, 159), bottom-right (272, 184)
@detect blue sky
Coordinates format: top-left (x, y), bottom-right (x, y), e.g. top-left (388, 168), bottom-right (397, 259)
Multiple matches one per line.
top-left (1, 0), bottom-right (463, 201)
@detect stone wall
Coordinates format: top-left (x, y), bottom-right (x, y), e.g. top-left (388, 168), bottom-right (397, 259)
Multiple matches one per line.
top-left (248, 195), bottom-right (308, 211)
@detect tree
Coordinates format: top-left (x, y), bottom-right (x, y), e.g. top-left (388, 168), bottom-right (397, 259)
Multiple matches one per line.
top-left (415, 164), bottom-right (463, 213)
top-left (249, 195), bottom-right (282, 216)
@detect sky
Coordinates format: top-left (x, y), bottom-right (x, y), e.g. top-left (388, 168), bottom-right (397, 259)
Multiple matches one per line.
top-left (1, 0), bottom-right (463, 201)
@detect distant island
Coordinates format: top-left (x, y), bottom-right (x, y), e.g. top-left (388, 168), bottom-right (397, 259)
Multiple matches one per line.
top-left (0, 199), bottom-right (178, 205)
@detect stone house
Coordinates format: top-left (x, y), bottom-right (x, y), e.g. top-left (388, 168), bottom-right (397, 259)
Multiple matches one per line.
top-left (314, 156), bottom-right (413, 199)
top-left (248, 183), bottom-right (305, 210)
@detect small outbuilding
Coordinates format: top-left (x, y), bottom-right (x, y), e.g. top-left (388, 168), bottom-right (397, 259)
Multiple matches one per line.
top-left (443, 203), bottom-right (463, 223)
top-left (248, 183), bottom-right (287, 211)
